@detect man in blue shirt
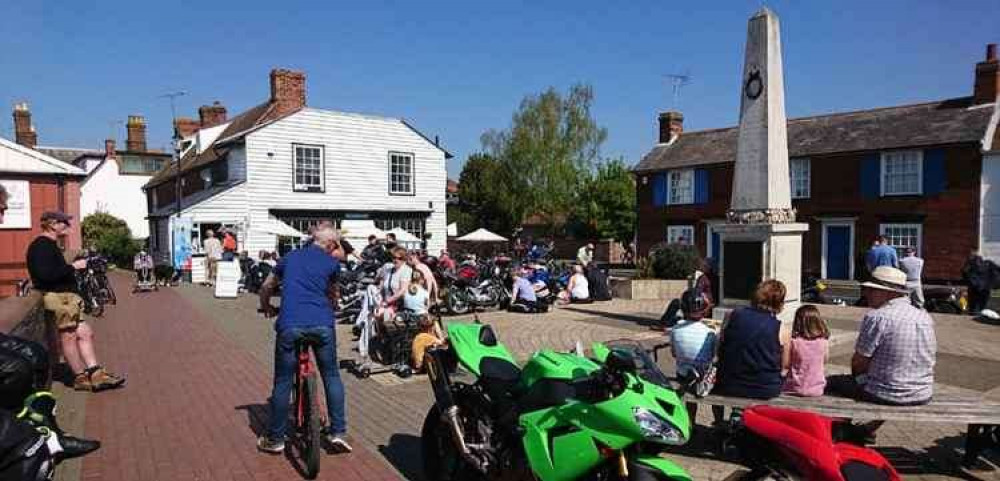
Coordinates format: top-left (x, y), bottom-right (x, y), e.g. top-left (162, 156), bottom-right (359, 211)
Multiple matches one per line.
top-left (865, 236), bottom-right (899, 276)
top-left (257, 225), bottom-right (351, 454)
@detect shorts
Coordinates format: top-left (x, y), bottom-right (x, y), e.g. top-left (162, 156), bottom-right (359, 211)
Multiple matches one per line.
top-left (42, 292), bottom-right (85, 330)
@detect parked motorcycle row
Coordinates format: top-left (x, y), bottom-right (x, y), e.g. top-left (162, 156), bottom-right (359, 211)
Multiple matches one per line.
top-left (333, 250), bottom-right (578, 325)
top-left (802, 276), bottom-right (968, 314)
top-left (420, 322), bottom-right (902, 481)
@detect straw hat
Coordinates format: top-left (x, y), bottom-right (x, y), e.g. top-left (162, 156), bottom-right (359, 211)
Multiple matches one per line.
top-left (860, 266), bottom-right (910, 294)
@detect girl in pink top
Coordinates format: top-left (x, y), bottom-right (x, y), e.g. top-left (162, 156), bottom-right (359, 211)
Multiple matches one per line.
top-left (782, 305), bottom-right (830, 397)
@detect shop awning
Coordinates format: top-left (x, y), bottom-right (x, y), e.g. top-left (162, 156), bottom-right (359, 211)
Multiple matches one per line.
top-left (255, 219), bottom-right (307, 238)
top-left (455, 228), bottom-right (507, 242)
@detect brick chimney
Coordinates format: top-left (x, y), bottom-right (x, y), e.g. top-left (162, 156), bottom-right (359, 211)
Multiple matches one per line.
top-left (104, 139), bottom-right (116, 159)
top-left (126, 115), bottom-right (147, 152)
top-left (269, 68), bottom-right (306, 117)
top-left (974, 43), bottom-right (999, 105)
top-left (198, 101), bottom-right (228, 128)
top-left (12, 103), bottom-right (37, 149)
top-left (174, 117), bottom-right (201, 138)
top-left (658, 111), bottom-right (684, 144)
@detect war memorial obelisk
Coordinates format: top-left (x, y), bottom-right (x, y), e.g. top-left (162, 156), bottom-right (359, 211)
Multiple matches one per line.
top-left (716, 8), bottom-right (808, 320)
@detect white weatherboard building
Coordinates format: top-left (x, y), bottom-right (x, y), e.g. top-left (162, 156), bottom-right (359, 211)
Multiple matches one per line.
top-left (144, 68), bottom-right (451, 264)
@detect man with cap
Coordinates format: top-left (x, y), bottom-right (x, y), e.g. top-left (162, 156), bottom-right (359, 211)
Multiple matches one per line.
top-left (850, 266), bottom-right (936, 406)
top-left (577, 242), bottom-right (595, 266)
top-left (25, 211), bottom-right (125, 392)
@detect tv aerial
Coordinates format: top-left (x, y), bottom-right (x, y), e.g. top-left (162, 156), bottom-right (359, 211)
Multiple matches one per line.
top-left (665, 72), bottom-right (692, 109)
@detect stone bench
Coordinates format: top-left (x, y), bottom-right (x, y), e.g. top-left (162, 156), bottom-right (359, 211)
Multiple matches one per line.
top-left (692, 390), bottom-right (1000, 467)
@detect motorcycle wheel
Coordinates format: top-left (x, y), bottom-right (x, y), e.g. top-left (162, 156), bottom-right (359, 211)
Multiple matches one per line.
top-left (448, 291), bottom-right (471, 315)
top-left (420, 406), bottom-right (487, 481)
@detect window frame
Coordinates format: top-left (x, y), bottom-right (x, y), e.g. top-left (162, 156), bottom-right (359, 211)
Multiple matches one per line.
top-left (790, 157), bottom-right (811, 199)
top-left (667, 225), bottom-right (695, 246)
top-left (879, 223), bottom-right (922, 256)
top-left (880, 150), bottom-right (923, 196)
top-left (666, 169), bottom-right (694, 205)
top-left (292, 143), bottom-right (325, 193)
top-left (388, 151), bottom-right (416, 196)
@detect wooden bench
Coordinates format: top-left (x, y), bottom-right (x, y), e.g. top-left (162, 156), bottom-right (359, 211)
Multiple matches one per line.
top-left (693, 391), bottom-right (1000, 467)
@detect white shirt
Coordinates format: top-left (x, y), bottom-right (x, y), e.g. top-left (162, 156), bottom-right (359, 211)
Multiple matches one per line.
top-left (403, 286), bottom-right (429, 314)
top-left (569, 273), bottom-right (590, 299)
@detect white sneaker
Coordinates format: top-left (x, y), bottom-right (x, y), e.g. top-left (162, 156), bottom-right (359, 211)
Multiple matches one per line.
top-left (325, 434), bottom-right (352, 453)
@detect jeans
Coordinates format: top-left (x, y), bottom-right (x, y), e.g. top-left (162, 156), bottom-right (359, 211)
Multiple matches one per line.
top-left (267, 326), bottom-right (346, 439)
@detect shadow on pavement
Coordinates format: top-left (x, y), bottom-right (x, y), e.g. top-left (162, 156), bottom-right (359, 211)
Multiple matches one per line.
top-left (379, 433), bottom-right (425, 481)
top-left (235, 403), bottom-right (313, 479)
top-left (877, 439), bottom-right (995, 480)
top-left (561, 306), bottom-right (660, 327)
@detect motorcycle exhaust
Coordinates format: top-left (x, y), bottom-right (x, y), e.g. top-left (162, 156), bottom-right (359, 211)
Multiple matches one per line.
top-left (425, 347), bottom-right (488, 473)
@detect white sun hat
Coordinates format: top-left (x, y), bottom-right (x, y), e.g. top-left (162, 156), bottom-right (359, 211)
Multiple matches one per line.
top-left (860, 266), bottom-right (910, 294)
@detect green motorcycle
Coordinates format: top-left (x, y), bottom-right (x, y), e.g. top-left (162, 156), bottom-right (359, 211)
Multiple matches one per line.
top-left (421, 322), bottom-right (692, 481)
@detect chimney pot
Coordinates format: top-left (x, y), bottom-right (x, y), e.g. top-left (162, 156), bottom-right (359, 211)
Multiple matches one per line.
top-left (105, 139), bottom-right (116, 158)
top-left (12, 102), bottom-right (38, 149)
top-left (126, 115), bottom-right (148, 152)
top-left (269, 68), bottom-right (307, 117)
top-left (198, 101), bottom-right (228, 128)
top-left (658, 111), bottom-right (684, 144)
top-left (988, 43), bottom-right (997, 61)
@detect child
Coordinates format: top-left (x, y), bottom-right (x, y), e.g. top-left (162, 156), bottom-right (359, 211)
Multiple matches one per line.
top-left (403, 270), bottom-right (430, 316)
top-left (782, 305), bottom-right (830, 397)
top-left (411, 314), bottom-right (444, 372)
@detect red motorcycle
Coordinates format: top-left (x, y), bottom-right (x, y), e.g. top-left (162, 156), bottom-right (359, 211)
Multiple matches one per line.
top-left (725, 405), bottom-right (902, 481)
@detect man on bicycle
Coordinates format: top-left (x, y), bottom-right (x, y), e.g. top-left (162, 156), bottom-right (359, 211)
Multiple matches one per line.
top-left (258, 224), bottom-right (351, 454)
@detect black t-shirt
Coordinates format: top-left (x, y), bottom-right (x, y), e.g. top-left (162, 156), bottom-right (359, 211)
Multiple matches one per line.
top-left (26, 237), bottom-right (78, 293)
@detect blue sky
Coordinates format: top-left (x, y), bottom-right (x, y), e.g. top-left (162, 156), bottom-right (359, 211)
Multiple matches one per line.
top-left (2, 1), bottom-right (998, 178)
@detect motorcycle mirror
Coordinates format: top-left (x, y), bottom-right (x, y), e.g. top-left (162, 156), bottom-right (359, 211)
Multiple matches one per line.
top-left (473, 315), bottom-right (481, 324)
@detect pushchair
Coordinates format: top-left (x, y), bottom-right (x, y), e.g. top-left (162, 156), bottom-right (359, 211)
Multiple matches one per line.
top-left (348, 309), bottom-right (426, 379)
top-left (132, 252), bottom-right (157, 293)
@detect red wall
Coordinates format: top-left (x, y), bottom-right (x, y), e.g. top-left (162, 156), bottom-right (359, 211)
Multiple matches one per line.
top-left (0, 175), bottom-right (82, 297)
top-left (636, 143), bottom-right (981, 282)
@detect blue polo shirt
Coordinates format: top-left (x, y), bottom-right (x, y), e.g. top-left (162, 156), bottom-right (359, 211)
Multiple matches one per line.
top-left (273, 244), bottom-right (341, 331)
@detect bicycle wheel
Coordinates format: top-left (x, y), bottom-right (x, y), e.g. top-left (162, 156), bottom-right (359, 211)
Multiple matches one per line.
top-left (301, 372), bottom-right (321, 479)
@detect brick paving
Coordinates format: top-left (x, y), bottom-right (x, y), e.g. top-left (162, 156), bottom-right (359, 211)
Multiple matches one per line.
top-left (54, 273), bottom-right (1000, 480)
top-left (57, 273), bottom-right (400, 481)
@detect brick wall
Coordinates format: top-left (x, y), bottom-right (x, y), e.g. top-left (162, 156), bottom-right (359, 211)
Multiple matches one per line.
top-left (636, 143), bottom-right (982, 282)
top-left (0, 175), bottom-right (82, 297)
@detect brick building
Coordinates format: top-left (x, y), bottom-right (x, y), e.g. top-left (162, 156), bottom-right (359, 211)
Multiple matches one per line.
top-left (634, 44), bottom-right (1000, 283)
top-left (0, 118), bottom-right (86, 296)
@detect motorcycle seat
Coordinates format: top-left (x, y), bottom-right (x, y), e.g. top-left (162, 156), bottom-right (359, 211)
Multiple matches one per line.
top-left (479, 356), bottom-right (522, 401)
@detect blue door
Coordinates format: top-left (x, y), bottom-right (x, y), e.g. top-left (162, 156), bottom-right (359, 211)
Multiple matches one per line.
top-left (710, 231), bottom-right (721, 270)
top-left (825, 225), bottom-right (851, 280)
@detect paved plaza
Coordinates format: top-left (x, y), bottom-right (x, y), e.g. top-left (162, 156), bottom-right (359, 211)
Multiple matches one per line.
top-left (51, 273), bottom-right (1000, 480)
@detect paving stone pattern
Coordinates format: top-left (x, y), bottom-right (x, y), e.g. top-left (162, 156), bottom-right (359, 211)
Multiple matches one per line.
top-left (53, 274), bottom-right (1000, 480)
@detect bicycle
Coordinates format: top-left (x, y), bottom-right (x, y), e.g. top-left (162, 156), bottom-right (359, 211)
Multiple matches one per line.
top-left (292, 332), bottom-right (325, 479)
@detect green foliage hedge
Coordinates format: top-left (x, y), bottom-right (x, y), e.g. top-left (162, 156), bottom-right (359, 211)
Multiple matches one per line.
top-left (81, 213), bottom-right (141, 267)
top-left (648, 243), bottom-right (699, 280)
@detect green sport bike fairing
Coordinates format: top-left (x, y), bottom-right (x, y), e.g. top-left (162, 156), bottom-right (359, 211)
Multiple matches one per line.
top-left (421, 322), bottom-right (692, 481)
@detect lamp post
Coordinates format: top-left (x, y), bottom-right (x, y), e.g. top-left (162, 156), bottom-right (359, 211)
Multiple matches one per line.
top-left (159, 91), bottom-right (186, 218)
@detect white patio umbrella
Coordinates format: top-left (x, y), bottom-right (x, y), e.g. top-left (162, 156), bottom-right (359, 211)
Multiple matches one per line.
top-left (455, 228), bottom-right (507, 242)
top-left (386, 227), bottom-right (421, 243)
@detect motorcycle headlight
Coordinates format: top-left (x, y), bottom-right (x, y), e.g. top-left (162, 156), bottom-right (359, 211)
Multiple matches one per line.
top-left (632, 407), bottom-right (685, 445)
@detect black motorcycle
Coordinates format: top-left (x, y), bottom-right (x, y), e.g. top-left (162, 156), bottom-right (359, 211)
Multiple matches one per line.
top-left (441, 260), bottom-right (508, 315)
top-left (336, 259), bottom-right (379, 323)
top-left (923, 285), bottom-right (967, 314)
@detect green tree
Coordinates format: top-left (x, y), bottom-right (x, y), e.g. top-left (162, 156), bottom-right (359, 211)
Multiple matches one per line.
top-left (569, 158), bottom-right (636, 243)
top-left (81, 212), bottom-right (140, 267)
top-left (456, 153), bottom-right (519, 235)
top-left (482, 84), bottom-right (607, 235)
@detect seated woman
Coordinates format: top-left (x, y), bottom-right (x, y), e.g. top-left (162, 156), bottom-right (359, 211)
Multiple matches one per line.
top-left (713, 279), bottom-right (790, 400)
top-left (558, 265), bottom-right (591, 304)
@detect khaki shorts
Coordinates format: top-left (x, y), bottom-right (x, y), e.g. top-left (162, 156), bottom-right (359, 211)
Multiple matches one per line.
top-left (42, 292), bottom-right (85, 330)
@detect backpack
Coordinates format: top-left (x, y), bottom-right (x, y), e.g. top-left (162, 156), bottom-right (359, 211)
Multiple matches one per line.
top-left (585, 267), bottom-right (611, 301)
top-left (0, 335), bottom-right (49, 411)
